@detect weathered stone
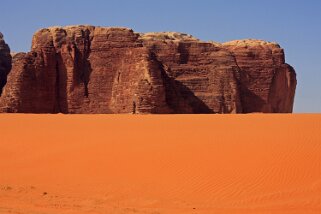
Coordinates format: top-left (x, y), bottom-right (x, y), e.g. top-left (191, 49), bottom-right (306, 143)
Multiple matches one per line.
top-left (141, 33), bottom-right (242, 113)
top-left (0, 33), bottom-right (12, 95)
top-left (0, 26), bottom-right (297, 113)
top-left (223, 40), bottom-right (296, 113)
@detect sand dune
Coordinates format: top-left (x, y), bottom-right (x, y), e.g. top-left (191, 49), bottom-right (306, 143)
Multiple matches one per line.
top-left (0, 114), bottom-right (320, 214)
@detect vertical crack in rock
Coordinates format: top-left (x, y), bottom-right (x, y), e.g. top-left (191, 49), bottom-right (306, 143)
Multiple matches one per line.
top-left (178, 42), bottom-right (189, 64)
top-left (50, 28), bottom-right (68, 113)
top-left (54, 51), bottom-right (69, 114)
top-left (219, 78), bottom-right (227, 113)
top-left (54, 57), bottom-right (61, 113)
top-left (82, 27), bottom-right (95, 110)
top-left (74, 28), bottom-right (92, 98)
top-left (132, 101), bottom-right (137, 114)
top-left (117, 72), bottom-right (121, 83)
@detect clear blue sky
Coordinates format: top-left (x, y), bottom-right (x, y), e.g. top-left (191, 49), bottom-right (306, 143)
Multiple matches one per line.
top-left (1, 0), bottom-right (320, 112)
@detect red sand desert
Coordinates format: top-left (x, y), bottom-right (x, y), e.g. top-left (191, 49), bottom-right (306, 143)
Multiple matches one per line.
top-left (0, 114), bottom-right (321, 214)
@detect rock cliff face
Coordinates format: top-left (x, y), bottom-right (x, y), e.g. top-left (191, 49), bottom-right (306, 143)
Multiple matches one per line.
top-left (223, 40), bottom-right (296, 113)
top-left (0, 33), bottom-right (12, 96)
top-left (0, 26), bottom-right (297, 113)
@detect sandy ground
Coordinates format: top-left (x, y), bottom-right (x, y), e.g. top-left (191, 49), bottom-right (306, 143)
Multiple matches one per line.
top-left (0, 114), bottom-right (320, 214)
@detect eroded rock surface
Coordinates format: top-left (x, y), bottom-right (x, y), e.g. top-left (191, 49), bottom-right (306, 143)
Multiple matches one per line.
top-left (223, 40), bottom-right (296, 113)
top-left (0, 33), bottom-right (12, 95)
top-left (0, 26), bottom-right (297, 113)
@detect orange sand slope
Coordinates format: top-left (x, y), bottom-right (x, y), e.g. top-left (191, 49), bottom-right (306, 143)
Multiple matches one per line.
top-left (0, 114), bottom-right (321, 214)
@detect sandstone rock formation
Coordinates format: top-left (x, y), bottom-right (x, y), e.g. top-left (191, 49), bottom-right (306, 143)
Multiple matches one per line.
top-left (223, 40), bottom-right (296, 113)
top-left (0, 33), bottom-right (12, 96)
top-left (0, 26), bottom-right (297, 113)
